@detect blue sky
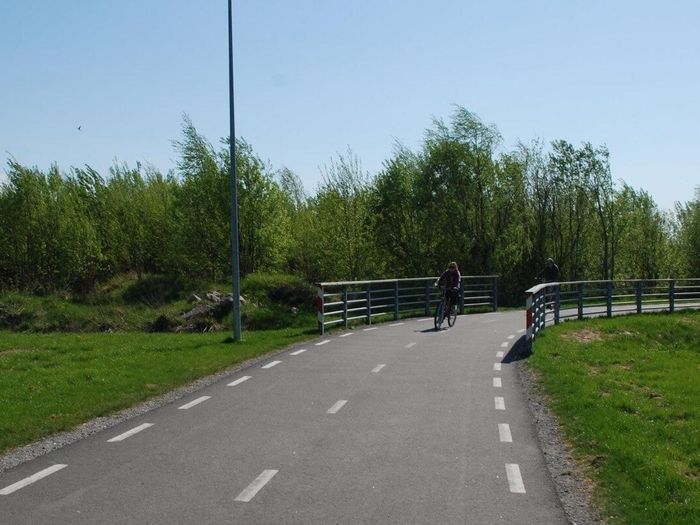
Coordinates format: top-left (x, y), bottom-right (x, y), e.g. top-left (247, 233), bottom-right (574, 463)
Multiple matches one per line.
top-left (1, 0), bottom-right (698, 210)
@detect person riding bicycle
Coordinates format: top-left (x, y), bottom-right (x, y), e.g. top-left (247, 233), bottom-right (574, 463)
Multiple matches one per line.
top-left (435, 261), bottom-right (461, 311)
top-left (537, 257), bottom-right (559, 283)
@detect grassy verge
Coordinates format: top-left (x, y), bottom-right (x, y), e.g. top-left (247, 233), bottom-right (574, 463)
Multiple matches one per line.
top-left (0, 328), bottom-right (315, 455)
top-left (527, 310), bottom-right (700, 524)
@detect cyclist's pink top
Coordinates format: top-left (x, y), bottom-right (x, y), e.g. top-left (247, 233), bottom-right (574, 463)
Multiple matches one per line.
top-left (437, 268), bottom-right (461, 289)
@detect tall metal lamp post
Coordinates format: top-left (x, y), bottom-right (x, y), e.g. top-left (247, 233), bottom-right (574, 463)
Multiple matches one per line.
top-left (228, 0), bottom-right (242, 341)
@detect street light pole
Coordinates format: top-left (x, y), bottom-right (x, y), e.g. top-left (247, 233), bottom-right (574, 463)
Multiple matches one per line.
top-left (228, 0), bottom-right (242, 341)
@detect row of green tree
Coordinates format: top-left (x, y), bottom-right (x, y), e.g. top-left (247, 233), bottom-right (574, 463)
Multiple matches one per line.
top-left (1, 108), bottom-right (698, 305)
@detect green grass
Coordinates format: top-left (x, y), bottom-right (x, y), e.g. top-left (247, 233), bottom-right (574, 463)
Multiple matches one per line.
top-left (0, 328), bottom-right (315, 455)
top-left (527, 311), bottom-right (700, 524)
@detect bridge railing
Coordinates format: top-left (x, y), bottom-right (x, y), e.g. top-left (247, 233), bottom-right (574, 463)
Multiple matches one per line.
top-left (316, 275), bottom-right (499, 334)
top-left (525, 278), bottom-right (700, 349)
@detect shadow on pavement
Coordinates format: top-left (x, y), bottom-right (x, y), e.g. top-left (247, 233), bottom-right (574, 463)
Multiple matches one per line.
top-left (502, 335), bottom-right (531, 363)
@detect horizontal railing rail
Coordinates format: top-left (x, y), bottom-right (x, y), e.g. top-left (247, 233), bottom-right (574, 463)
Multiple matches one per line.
top-left (316, 275), bottom-right (499, 334)
top-left (525, 278), bottom-right (700, 350)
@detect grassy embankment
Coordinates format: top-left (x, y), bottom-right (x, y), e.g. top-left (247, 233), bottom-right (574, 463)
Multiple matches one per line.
top-left (0, 272), bottom-right (318, 455)
top-left (527, 310), bottom-right (700, 525)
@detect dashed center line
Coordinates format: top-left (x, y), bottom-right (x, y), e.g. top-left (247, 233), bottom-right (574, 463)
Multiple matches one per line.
top-left (290, 349), bottom-right (307, 356)
top-left (498, 423), bottom-right (513, 442)
top-left (372, 364), bottom-right (386, 373)
top-left (493, 377), bottom-right (502, 388)
top-left (405, 342), bottom-right (417, 349)
top-left (262, 360), bottom-right (281, 369)
top-left (493, 363), bottom-right (502, 371)
top-left (327, 400), bottom-right (348, 414)
top-left (495, 397), bottom-right (506, 410)
top-left (315, 339), bottom-right (331, 346)
top-left (0, 464), bottom-right (67, 496)
top-left (506, 464), bottom-right (526, 493)
top-left (234, 469), bottom-right (279, 502)
top-left (178, 396), bottom-right (211, 410)
top-left (228, 376), bottom-right (251, 387)
top-left (107, 423), bottom-right (153, 443)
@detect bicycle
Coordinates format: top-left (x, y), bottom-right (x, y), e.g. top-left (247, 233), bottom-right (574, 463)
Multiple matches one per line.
top-left (434, 286), bottom-right (458, 330)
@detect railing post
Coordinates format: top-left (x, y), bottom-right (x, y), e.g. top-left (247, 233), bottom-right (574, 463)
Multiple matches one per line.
top-left (343, 286), bottom-right (348, 328)
top-left (366, 284), bottom-right (372, 325)
top-left (317, 286), bottom-right (325, 335)
top-left (492, 276), bottom-right (498, 311)
top-left (424, 282), bottom-right (431, 317)
top-left (459, 279), bottom-right (465, 314)
top-left (669, 279), bottom-right (675, 313)
top-left (606, 281), bottom-right (613, 317)
top-left (635, 281), bottom-right (642, 314)
top-left (526, 291), bottom-right (534, 353)
top-left (393, 281), bottom-right (400, 320)
top-left (554, 285), bottom-right (561, 324)
top-left (577, 283), bottom-right (583, 320)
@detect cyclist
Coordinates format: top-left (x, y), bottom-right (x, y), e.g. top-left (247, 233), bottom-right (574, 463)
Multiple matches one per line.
top-left (435, 261), bottom-right (461, 313)
top-left (537, 257), bottom-right (559, 283)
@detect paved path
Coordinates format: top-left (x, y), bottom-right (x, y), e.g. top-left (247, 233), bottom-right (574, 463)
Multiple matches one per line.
top-left (0, 311), bottom-right (568, 524)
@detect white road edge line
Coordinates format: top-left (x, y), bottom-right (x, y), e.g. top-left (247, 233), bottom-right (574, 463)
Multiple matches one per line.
top-left (262, 360), bottom-right (281, 369)
top-left (290, 349), bottom-right (307, 356)
top-left (517, 328), bottom-right (525, 333)
top-left (327, 400), bottom-right (348, 414)
top-left (228, 376), bottom-right (251, 387)
top-left (107, 423), bottom-right (153, 443)
top-left (493, 377), bottom-right (502, 388)
top-left (0, 464), bottom-right (68, 496)
top-left (417, 318), bottom-right (431, 322)
top-left (405, 342), bottom-right (417, 349)
top-left (506, 464), bottom-right (526, 493)
top-left (500, 342), bottom-right (509, 348)
top-left (496, 351), bottom-right (505, 358)
top-left (339, 333), bottom-right (353, 338)
top-left (363, 327), bottom-right (378, 332)
top-left (234, 469), bottom-right (279, 503)
top-left (178, 396), bottom-right (211, 410)
top-left (495, 397), bottom-right (506, 410)
top-left (507, 335), bottom-right (515, 340)
top-left (389, 322), bottom-right (405, 326)
top-left (498, 423), bottom-right (513, 443)
top-left (493, 363), bottom-right (502, 371)
top-left (372, 364), bottom-right (386, 373)
top-left (315, 339), bottom-right (331, 346)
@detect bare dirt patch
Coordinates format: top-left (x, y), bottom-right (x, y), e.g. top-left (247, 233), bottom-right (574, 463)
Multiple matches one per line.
top-left (563, 329), bottom-right (603, 344)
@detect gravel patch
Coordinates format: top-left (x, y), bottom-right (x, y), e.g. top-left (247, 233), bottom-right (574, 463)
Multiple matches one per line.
top-left (517, 359), bottom-right (606, 525)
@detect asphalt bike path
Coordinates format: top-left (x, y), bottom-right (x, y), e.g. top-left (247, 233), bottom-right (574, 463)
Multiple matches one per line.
top-left (0, 311), bottom-right (568, 524)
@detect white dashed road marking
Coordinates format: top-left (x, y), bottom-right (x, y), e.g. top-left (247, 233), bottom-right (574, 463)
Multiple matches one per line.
top-left (339, 333), bottom-right (353, 338)
top-left (228, 376), bottom-right (251, 387)
top-left (262, 360), bottom-right (281, 369)
top-left (315, 339), bottom-right (331, 346)
top-left (107, 423), bottom-right (153, 443)
top-left (493, 377), bottom-right (502, 388)
top-left (372, 364), bottom-right (386, 373)
top-left (493, 363), bottom-right (502, 371)
top-left (234, 470), bottom-right (279, 503)
top-left (496, 351), bottom-right (504, 358)
top-left (495, 397), bottom-right (506, 410)
top-left (178, 396), bottom-right (211, 410)
top-left (417, 318), bottom-right (431, 322)
top-left (498, 423), bottom-right (513, 442)
top-left (363, 327), bottom-right (378, 332)
top-left (517, 328), bottom-right (525, 334)
top-left (507, 335), bottom-right (515, 340)
top-left (0, 464), bottom-right (67, 496)
top-left (389, 322), bottom-right (405, 326)
top-left (327, 400), bottom-right (348, 414)
top-left (405, 342), bottom-right (417, 349)
top-left (290, 349), bottom-right (307, 356)
top-left (506, 464), bottom-right (526, 493)
top-left (500, 342), bottom-right (509, 348)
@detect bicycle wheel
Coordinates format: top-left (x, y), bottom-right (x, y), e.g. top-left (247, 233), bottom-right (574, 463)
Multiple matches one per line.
top-left (447, 302), bottom-right (457, 327)
top-left (434, 300), bottom-right (445, 330)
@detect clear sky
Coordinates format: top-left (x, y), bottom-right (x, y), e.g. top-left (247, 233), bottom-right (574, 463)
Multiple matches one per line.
top-left (1, 0), bottom-right (698, 210)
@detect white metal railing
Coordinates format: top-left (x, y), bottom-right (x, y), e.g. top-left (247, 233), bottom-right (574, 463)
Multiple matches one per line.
top-left (525, 278), bottom-right (700, 350)
top-left (316, 275), bottom-right (499, 334)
